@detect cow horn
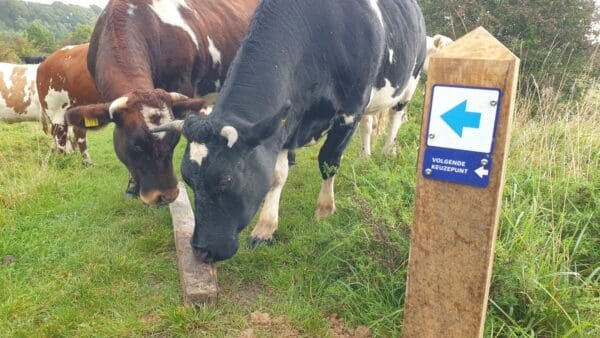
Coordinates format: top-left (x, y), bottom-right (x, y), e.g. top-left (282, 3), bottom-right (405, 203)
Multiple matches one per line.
top-left (170, 92), bottom-right (190, 102)
top-left (108, 97), bottom-right (129, 118)
top-left (150, 120), bottom-right (185, 135)
top-left (220, 126), bottom-right (239, 148)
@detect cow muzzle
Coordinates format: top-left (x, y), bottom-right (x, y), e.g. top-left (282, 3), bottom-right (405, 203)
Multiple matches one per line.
top-left (140, 187), bottom-right (180, 206)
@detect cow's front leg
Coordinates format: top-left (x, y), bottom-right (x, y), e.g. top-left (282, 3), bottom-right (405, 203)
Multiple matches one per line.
top-left (249, 150), bottom-right (290, 248)
top-left (125, 175), bottom-right (140, 199)
top-left (316, 116), bottom-right (358, 220)
top-left (73, 127), bottom-right (93, 166)
top-left (51, 123), bottom-right (71, 154)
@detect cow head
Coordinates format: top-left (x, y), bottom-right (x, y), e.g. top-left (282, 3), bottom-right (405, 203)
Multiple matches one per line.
top-left (424, 34), bottom-right (454, 73)
top-left (153, 105), bottom-right (289, 262)
top-left (66, 88), bottom-right (205, 206)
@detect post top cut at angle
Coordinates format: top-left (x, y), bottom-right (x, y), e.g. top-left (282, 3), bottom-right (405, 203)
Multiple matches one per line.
top-left (169, 182), bottom-right (219, 306)
top-left (432, 27), bottom-right (518, 62)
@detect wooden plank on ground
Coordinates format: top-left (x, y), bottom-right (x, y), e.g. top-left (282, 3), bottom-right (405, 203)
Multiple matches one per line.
top-left (169, 182), bottom-right (219, 306)
top-left (402, 27), bottom-right (520, 337)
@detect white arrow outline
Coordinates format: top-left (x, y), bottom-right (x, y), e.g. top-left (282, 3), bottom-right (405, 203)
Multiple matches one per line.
top-left (475, 166), bottom-right (489, 179)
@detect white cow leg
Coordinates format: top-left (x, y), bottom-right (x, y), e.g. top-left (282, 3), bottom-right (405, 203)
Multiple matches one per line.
top-left (249, 150), bottom-right (290, 247)
top-left (382, 108), bottom-right (407, 156)
top-left (359, 115), bottom-right (373, 157)
top-left (315, 176), bottom-right (336, 220)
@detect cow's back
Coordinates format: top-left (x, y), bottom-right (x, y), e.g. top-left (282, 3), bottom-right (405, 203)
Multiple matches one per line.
top-left (0, 63), bottom-right (42, 122)
top-left (37, 44), bottom-right (101, 127)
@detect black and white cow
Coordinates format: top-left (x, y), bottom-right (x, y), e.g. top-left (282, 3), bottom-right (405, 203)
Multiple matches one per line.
top-left (156, 0), bottom-right (426, 262)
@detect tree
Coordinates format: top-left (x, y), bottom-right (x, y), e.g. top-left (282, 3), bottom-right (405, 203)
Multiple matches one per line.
top-left (25, 20), bottom-right (55, 53)
top-left (420, 0), bottom-right (600, 93)
top-left (66, 24), bottom-right (93, 45)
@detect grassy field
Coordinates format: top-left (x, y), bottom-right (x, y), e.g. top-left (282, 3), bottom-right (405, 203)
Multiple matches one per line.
top-left (0, 84), bottom-right (598, 337)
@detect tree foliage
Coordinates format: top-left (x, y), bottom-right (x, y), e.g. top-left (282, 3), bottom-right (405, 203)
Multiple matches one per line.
top-left (420, 0), bottom-right (600, 93)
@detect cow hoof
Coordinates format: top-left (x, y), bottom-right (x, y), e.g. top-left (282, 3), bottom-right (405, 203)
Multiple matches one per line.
top-left (247, 237), bottom-right (273, 249)
top-left (315, 204), bottom-right (336, 221)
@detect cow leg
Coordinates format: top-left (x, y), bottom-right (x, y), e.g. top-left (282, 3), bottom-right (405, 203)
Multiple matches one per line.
top-left (51, 123), bottom-right (70, 154)
top-left (125, 176), bottom-right (140, 199)
top-left (73, 127), bottom-right (93, 166)
top-left (249, 150), bottom-right (290, 248)
top-left (359, 115), bottom-right (373, 157)
top-left (316, 117), bottom-right (358, 220)
top-left (382, 103), bottom-right (408, 156)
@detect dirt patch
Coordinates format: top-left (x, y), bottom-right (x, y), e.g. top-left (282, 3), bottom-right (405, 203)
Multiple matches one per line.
top-left (2, 255), bottom-right (16, 265)
top-left (328, 314), bottom-right (372, 338)
top-left (239, 312), bottom-right (299, 338)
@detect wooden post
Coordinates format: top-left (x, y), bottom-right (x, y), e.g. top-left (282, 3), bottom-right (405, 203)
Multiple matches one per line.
top-left (403, 27), bottom-right (520, 337)
top-left (169, 182), bottom-right (219, 306)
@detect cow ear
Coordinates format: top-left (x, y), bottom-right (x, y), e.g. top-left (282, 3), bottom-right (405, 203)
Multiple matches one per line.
top-left (243, 103), bottom-right (291, 147)
top-left (66, 103), bottom-right (113, 130)
top-left (172, 98), bottom-right (206, 118)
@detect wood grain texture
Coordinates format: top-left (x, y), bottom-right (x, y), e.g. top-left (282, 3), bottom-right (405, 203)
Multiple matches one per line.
top-left (169, 182), bottom-right (219, 306)
top-left (402, 27), bottom-right (520, 338)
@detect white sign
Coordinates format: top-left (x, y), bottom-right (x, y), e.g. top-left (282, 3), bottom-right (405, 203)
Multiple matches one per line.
top-left (427, 85), bottom-right (501, 154)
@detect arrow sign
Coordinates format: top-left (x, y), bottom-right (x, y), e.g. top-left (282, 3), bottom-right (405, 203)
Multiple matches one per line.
top-left (441, 100), bottom-right (482, 137)
top-left (475, 166), bottom-right (489, 178)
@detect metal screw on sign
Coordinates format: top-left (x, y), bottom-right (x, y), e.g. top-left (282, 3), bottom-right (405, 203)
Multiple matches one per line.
top-left (481, 159), bottom-right (489, 166)
top-left (429, 134), bottom-right (436, 140)
top-left (425, 168), bottom-right (433, 175)
top-left (490, 100), bottom-right (498, 107)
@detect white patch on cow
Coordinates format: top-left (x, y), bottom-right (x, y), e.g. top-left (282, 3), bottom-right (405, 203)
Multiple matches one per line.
top-left (220, 126), bottom-right (238, 148)
top-left (397, 74), bottom-right (420, 103)
top-left (44, 87), bottom-right (71, 124)
top-left (200, 105), bottom-right (213, 116)
top-left (206, 36), bottom-right (222, 66)
top-left (360, 115), bottom-right (373, 157)
top-left (0, 64), bottom-right (41, 122)
top-left (127, 3), bottom-right (137, 16)
top-left (342, 114), bottom-right (355, 125)
top-left (365, 79), bottom-right (399, 115)
top-left (150, 0), bottom-right (199, 49)
top-left (251, 151), bottom-right (290, 240)
top-left (214, 79), bottom-right (221, 90)
top-left (60, 45), bottom-right (76, 51)
top-left (141, 104), bottom-right (172, 139)
top-left (78, 138), bottom-right (86, 144)
top-left (367, 0), bottom-right (384, 28)
top-left (189, 142), bottom-right (208, 167)
top-left (424, 34), bottom-right (454, 73)
top-left (389, 49), bottom-right (395, 64)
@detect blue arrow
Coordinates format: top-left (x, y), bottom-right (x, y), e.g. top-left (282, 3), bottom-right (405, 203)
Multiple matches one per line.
top-left (441, 100), bottom-right (481, 137)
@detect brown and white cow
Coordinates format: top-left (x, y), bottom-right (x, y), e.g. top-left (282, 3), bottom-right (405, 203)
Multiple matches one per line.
top-left (0, 63), bottom-right (42, 123)
top-left (66, 0), bottom-right (260, 206)
top-left (37, 44), bottom-right (102, 165)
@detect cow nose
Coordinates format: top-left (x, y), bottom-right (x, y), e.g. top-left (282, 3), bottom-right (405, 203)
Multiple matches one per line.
top-left (192, 246), bottom-right (215, 263)
top-left (140, 187), bottom-right (179, 206)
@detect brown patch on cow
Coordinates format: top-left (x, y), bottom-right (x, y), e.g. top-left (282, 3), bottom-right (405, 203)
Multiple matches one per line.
top-left (0, 67), bottom-right (32, 115)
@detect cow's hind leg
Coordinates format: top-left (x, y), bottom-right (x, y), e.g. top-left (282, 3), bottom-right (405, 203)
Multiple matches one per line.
top-left (359, 115), bottom-right (373, 157)
top-left (382, 102), bottom-right (408, 156)
top-left (73, 127), bottom-right (93, 166)
top-left (249, 150), bottom-right (290, 248)
top-left (51, 123), bottom-right (70, 154)
top-left (316, 116), bottom-right (358, 220)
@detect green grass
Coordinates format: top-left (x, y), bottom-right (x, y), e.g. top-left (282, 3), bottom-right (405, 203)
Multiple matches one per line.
top-left (0, 85), bottom-right (598, 337)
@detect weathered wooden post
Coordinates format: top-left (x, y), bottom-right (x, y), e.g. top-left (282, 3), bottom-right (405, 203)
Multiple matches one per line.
top-left (169, 182), bottom-right (219, 305)
top-left (402, 27), bottom-right (520, 337)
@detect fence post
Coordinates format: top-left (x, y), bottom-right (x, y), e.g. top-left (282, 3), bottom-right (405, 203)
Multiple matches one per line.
top-left (402, 27), bottom-right (520, 337)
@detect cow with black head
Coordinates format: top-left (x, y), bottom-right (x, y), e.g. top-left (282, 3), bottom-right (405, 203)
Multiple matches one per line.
top-left (156, 0), bottom-right (427, 262)
top-left (66, 0), bottom-right (260, 205)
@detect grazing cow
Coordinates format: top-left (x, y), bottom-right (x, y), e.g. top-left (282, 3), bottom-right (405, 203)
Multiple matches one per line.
top-left (37, 44), bottom-right (102, 165)
top-left (66, 0), bottom-right (260, 206)
top-left (359, 34), bottom-right (454, 157)
top-left (0, 63), bottom-right (42, 123)
top-left (155, 0), bottom-right (427, 262)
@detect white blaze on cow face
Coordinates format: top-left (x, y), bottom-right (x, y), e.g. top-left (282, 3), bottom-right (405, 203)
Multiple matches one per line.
top-left (189, 142), bottom-right (209, 167)
top-left (141, 104), bottom-right (173, 139)
top-left (150, 0), bottom-right (199, 49)
top-left (206, 36), bottom-right (222, 67)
